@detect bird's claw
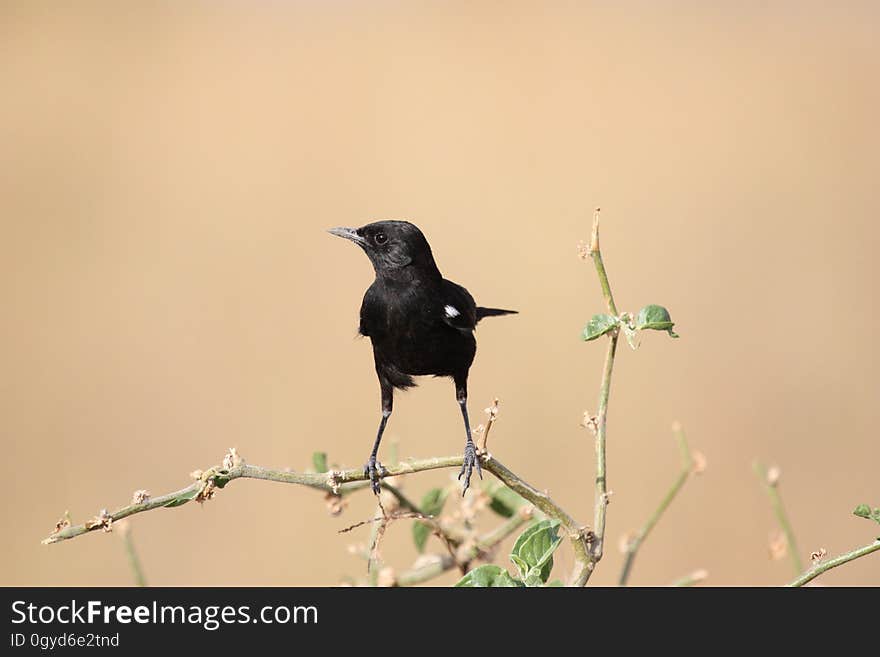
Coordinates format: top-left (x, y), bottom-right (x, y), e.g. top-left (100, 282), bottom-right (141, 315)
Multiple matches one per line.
top-left (363, 459), bottom-right (387, 495)
top-left (457, 441), bottom-right (483, 495)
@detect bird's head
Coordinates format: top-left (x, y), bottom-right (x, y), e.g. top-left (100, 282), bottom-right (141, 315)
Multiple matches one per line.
top-left (327, 220), bottom-right (438, 275)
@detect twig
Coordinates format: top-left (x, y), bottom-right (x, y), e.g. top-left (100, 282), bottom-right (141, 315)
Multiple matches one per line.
top-left (344, 505), bottom-right (468, 576)
top-left (471, 509), bottom-right (532, 557)
top-left (44, 451), bottom-right (592, 586)
top-left (381, 483), bottom-right (421, 515)
top-left (788, 540), bottom-right (880, 587)
top-left (396, 554), bottom-right (456, 586)
top-left (588, 209), bottom-right (619, 317)
top-left (619, 422), bottom-right (695, 586)
top-left (362, 503), bottom-right (469, 585)
top-left (380, 481), bottom-right (466, 545)
top-left (366, 501), bottom-right (387, 586)
top-left (476, 398), bottom-right (500, 454)
top-left (754, 462), bottom-right (803, 575)
top-left (42, 458), bottom-right (448, 545)
top-left (336, 502), bottom-right (466, 575)
top-left (394, 509), bottom-right (532, 586)
top-left (116, 522), bottom-right (147, 587)
top-left (337, 518), bottom-right (378, 534)
top-left (584, 208), bottom-right (620, 582)
top-left (431, 523), bottom-right (467, 575)
top-left (481, 455), bottom-right (592, 585)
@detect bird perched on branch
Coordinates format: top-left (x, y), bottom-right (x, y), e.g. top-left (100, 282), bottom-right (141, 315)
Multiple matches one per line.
top-left (328, 221), bottom-right (517, 495)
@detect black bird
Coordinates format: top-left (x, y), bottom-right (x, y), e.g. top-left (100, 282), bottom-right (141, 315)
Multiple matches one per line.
top-left (328, 221), bottom-right (516, 495)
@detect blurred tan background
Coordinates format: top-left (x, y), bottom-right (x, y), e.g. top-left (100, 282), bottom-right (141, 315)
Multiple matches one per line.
top-left (2, 1), bottom-right (878, 586)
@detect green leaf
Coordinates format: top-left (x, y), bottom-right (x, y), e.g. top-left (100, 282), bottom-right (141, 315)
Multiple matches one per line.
top-left (413, 524), bottom-right (436, 553)
top-left (623, 324), bottom-right (641, 351)
top-left (482, 481), bottom-right (527, 518)
top-left (510, 554), bottom-right (530, 579)
top-left (545, 579), bottom-right (564, 587)
top-left (421, 488), bottom-right (448, 517)
top-left (163, 487), bottom-right (200, 508)
top-left (312, 452), bottom-right (328, 473)
top-left (510, 519), bottom-right (562, 583)
top-left (412, 523), bottom-right (430, 553)
top-left (853, 504), bottom-right (880, 524)
top-left (523, 573), bottom-right (544, 587)
top-left (635, 304), bottom-right (679, 338)
top-left (454, 565), bottom-right (523, 587)
top-left (412, 488), bottom-right (448, 553)
top-left (582, 314), bottom-right (619, 341)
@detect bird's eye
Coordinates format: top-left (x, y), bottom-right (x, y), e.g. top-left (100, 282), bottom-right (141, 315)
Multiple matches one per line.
top-left (374, 233), bottom-right (388, 245)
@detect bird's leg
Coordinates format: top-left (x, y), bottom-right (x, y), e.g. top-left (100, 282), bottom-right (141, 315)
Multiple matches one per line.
top-left (364, 382), bottom-right (392, 495)
top-left (364, 413), bottom-right (389, 495)
top-left (455, 379), bottom-right (482, 495)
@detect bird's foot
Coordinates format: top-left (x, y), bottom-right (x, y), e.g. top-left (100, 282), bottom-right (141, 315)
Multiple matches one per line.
top-left (457, 440), bottom-right (483, 495)
top-left (363, 459), bottom-right (388, 495)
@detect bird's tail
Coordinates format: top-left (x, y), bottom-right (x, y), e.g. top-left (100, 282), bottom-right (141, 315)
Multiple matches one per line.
top-left (476, 307), bottom-right (518, 322)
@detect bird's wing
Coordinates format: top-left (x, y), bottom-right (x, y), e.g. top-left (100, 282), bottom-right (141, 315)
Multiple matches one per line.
top-left (439, 280), bottom-right (478, 332)
top-left (358, 284), bottom-right (384, 337)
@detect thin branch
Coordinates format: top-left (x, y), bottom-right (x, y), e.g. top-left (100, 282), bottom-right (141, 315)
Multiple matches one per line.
top-left (583, 208), bottom-right (620, 583)
top-left (394, 509), bottom-right (532, 586)
top-left (380, 482), bottom-right (468, 546)
top-left (754, 462), bottom-right (804, 575)
top-left (362, 505), bottom-right (470, 585)
top-left (361, 498), bottom-right (464, 584)
top-left (358, 448), bottom-right (465, 576)
top-left (386, 507), bottom-right (467, 576)
top-left (475, 398), bottom-right (500, 455)
top-left (589, 208), bottom-right (619, 317)
top-left (619, 422), bottom-right (695, 586)
top-left (116, 522), bottom-right (147, 587)
top-left (381, 483), bottom-right (421, 514)
top-left (471, 509), bottom-right (532, 556)
top-left (366, 502), bottom-right (387, 586)
top-left (396, 554), bottom-right (456, 587)
top-left (788, 540), bottom-right (880, 587)
top-left (41, 457), bottom-right (452, 545)
top-left (481, 455), bottom-right (592, 585)
top-left (589, 335), bottom-right (616, 567)
top-left (43, 451), bottom-right (592, 586)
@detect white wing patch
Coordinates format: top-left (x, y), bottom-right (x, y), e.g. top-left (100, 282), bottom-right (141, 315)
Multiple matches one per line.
top-left (444, 305), bottom-right (460, 318)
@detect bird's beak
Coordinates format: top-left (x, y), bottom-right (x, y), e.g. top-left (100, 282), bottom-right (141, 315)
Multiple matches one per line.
top-left (327, 226), bottom-right (367, 247)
